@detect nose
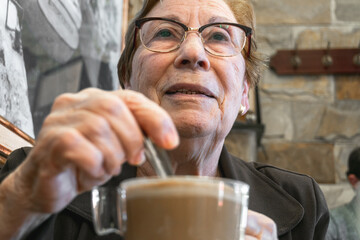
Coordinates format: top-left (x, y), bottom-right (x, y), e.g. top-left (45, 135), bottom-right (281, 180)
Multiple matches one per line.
top-left (174, 32), bottom-right (210, 71)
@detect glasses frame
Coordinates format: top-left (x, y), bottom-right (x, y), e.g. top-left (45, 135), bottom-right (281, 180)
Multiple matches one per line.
top-left (134, 17), bottom-right (252, 58)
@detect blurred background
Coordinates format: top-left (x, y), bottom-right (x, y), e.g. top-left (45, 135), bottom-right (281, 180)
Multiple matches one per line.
top-left (0, 0), bottom-right (359, 209)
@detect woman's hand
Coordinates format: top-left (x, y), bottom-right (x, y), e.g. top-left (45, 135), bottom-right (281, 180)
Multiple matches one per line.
top-left (245, 210), bottom-right (278, 240)
top-left (5, 88), bottom-right (179, 213)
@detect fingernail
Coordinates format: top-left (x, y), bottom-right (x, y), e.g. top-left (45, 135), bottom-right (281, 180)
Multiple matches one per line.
top-left (113, 166), bottom-right (122, 175)
top-left (158, 118), bottom-right (179, 149)
top-left (166, 129), bottom-right (179, 148)
top-left (134, 150), bottom-right (146, 166)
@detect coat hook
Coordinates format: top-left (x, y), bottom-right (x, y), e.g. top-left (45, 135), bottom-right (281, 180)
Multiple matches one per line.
top-left (353, 42), bottom-right (360, 67)
top-left (290, 43), bottom-right (302, 69)
top-left (322, 41), bottom-right (333, 68)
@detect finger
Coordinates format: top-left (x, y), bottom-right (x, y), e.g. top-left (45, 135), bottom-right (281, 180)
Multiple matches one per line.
top-left (246, 210), bottom-right (277, 240)
top-left (75, 90), bottom-right (146, 165)
top-left (74, 110), bottom-right (126, 175)
top-left (117, 90), bottom-right (179, 149)
top-left (43, 109), bottom-right (126, 175)
top-left (48, 127), bottom-right (107, 179)
top-left (49, 88), bottom-right (178, 166)
top-left (245, 237), bottom-right (259, 240)
top-left (76, 168), bottom-right (110, 192)
top-left (246, 211), bottom-right (263, 237)
top-left (51, 92), bottom-right (87, 112)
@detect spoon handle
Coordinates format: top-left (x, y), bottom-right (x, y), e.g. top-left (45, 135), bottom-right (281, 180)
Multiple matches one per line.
top-left (143, 137), bottom-right (173, 177)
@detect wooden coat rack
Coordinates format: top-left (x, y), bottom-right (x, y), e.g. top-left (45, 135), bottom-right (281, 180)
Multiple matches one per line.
top-left (270, 43), bottom-right (360, 75)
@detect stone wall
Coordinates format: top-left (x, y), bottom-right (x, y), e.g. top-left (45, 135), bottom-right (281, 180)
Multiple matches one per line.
top-left (254, 0), bottom-right (360, 186)
top-left (253, 0), bottom-right (360, 208)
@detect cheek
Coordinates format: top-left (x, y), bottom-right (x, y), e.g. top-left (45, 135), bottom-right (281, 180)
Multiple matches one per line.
top-left (232, 62), bottom-right (246, 96)
top-left (221, 60), bottom-right (245, 104)
top-left (130, 51), bottom-right (161, 92)
top-left (219, 60), bottom-right (245, 124)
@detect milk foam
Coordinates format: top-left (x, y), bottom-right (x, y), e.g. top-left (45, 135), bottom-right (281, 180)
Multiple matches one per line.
top-left (126, 179), bottom-right (241, 202)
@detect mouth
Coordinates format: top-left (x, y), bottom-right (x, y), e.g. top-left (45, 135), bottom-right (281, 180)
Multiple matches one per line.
top-left (165, 83), bottom-right (216, 98)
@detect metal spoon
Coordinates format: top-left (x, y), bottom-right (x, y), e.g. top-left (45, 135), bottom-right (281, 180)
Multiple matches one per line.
top-left (143, 137), bottom-right (174, 177)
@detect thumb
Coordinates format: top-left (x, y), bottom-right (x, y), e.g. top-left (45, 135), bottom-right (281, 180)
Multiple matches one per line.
top-left (116, 90), bottom-right (179, 149)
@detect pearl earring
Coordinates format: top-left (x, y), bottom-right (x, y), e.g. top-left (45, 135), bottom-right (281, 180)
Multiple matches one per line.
top-left (240, 105), bottom-right (246, 115)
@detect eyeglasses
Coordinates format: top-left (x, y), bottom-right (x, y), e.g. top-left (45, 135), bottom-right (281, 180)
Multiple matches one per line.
top-left (134, 17), bottom-right (252, 57)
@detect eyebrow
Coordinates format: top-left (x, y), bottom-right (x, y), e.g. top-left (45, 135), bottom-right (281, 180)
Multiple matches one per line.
top-left (160, 14), bottom-right (182, 22)
top-left (157, 15), bottom-right (234, 25)
top-left (208, 16), bottom-right (233, 24)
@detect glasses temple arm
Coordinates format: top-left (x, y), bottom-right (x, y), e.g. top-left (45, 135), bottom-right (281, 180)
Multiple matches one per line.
top-left (133, 28), bottom-right (138, 51)
top-left (246, 34), bottom-right (252, 58)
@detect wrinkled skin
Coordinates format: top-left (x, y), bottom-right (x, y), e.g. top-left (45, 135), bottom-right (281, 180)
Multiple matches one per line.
top-left (127, 0), bottom-right (250, 177)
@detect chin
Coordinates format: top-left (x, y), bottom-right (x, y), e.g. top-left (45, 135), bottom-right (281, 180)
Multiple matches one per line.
top-left (171, 111), bottom-right (219, 139)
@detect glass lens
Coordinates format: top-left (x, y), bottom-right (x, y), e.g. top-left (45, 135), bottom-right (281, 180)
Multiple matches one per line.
top-left (140, 20), bottom-right (185, 52)
top-left (201, 24), bottom-right (246, 56)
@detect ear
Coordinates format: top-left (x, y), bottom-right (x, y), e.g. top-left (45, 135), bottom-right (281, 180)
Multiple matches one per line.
top-left (348, 174), bottom-right (359, 188)
top-left (240, 79), bottom-right (250, 115)
top-left (124, 80), bottom-right (131, 89)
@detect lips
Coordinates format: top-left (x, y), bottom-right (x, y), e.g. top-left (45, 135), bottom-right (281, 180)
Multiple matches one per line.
top-left (165, 83), bottom-right (216, 98)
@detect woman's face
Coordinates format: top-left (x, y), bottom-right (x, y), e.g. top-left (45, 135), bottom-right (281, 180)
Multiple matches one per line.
top-left (126, 0), bottom-right (249, 141)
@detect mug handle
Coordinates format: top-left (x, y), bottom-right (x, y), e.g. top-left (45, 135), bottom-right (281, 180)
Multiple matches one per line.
top-left (91, 186), bottom-right (127, 236)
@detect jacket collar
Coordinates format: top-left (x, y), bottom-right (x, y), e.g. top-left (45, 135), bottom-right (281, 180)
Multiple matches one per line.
top-left (67, 147), bottom-right (303, 236)
top-left (219, 147), bottom-right (304, 236)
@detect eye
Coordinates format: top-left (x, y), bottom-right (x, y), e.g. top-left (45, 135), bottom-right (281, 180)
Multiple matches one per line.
top-left (152, 27), bottom-right (183, 41)
top-left (210, 32), bottom-right (229, 41)
top-left (155, 29), bottom-right (173, 38)
top-left (203, 26), bottom-right (231, 42)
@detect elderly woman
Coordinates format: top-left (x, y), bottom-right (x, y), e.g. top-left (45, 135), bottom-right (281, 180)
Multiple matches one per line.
top-left (0, 0), bottom-right (329, 239)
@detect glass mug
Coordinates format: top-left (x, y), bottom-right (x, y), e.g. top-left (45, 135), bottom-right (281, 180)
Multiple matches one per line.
top-left (92, 176), bottom-right (249, 240)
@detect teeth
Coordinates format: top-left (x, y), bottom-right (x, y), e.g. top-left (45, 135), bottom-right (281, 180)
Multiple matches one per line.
top-left (176, 89), bottom-right (198, 94)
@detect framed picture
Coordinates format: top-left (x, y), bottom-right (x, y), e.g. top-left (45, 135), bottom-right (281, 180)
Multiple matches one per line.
top-left (0, 0), bottom-right (129, 166)
top-left (4, 0), bottom-right (129, 137)
top-left (0, 116), bottom-right (35, 166)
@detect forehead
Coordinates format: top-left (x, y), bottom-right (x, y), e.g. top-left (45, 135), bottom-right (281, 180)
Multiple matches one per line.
top-left (146, 0), bottom-right (237, 24)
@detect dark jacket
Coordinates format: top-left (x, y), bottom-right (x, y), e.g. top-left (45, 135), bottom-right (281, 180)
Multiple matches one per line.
top-left (0, 147), bottom-right (329, 240)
